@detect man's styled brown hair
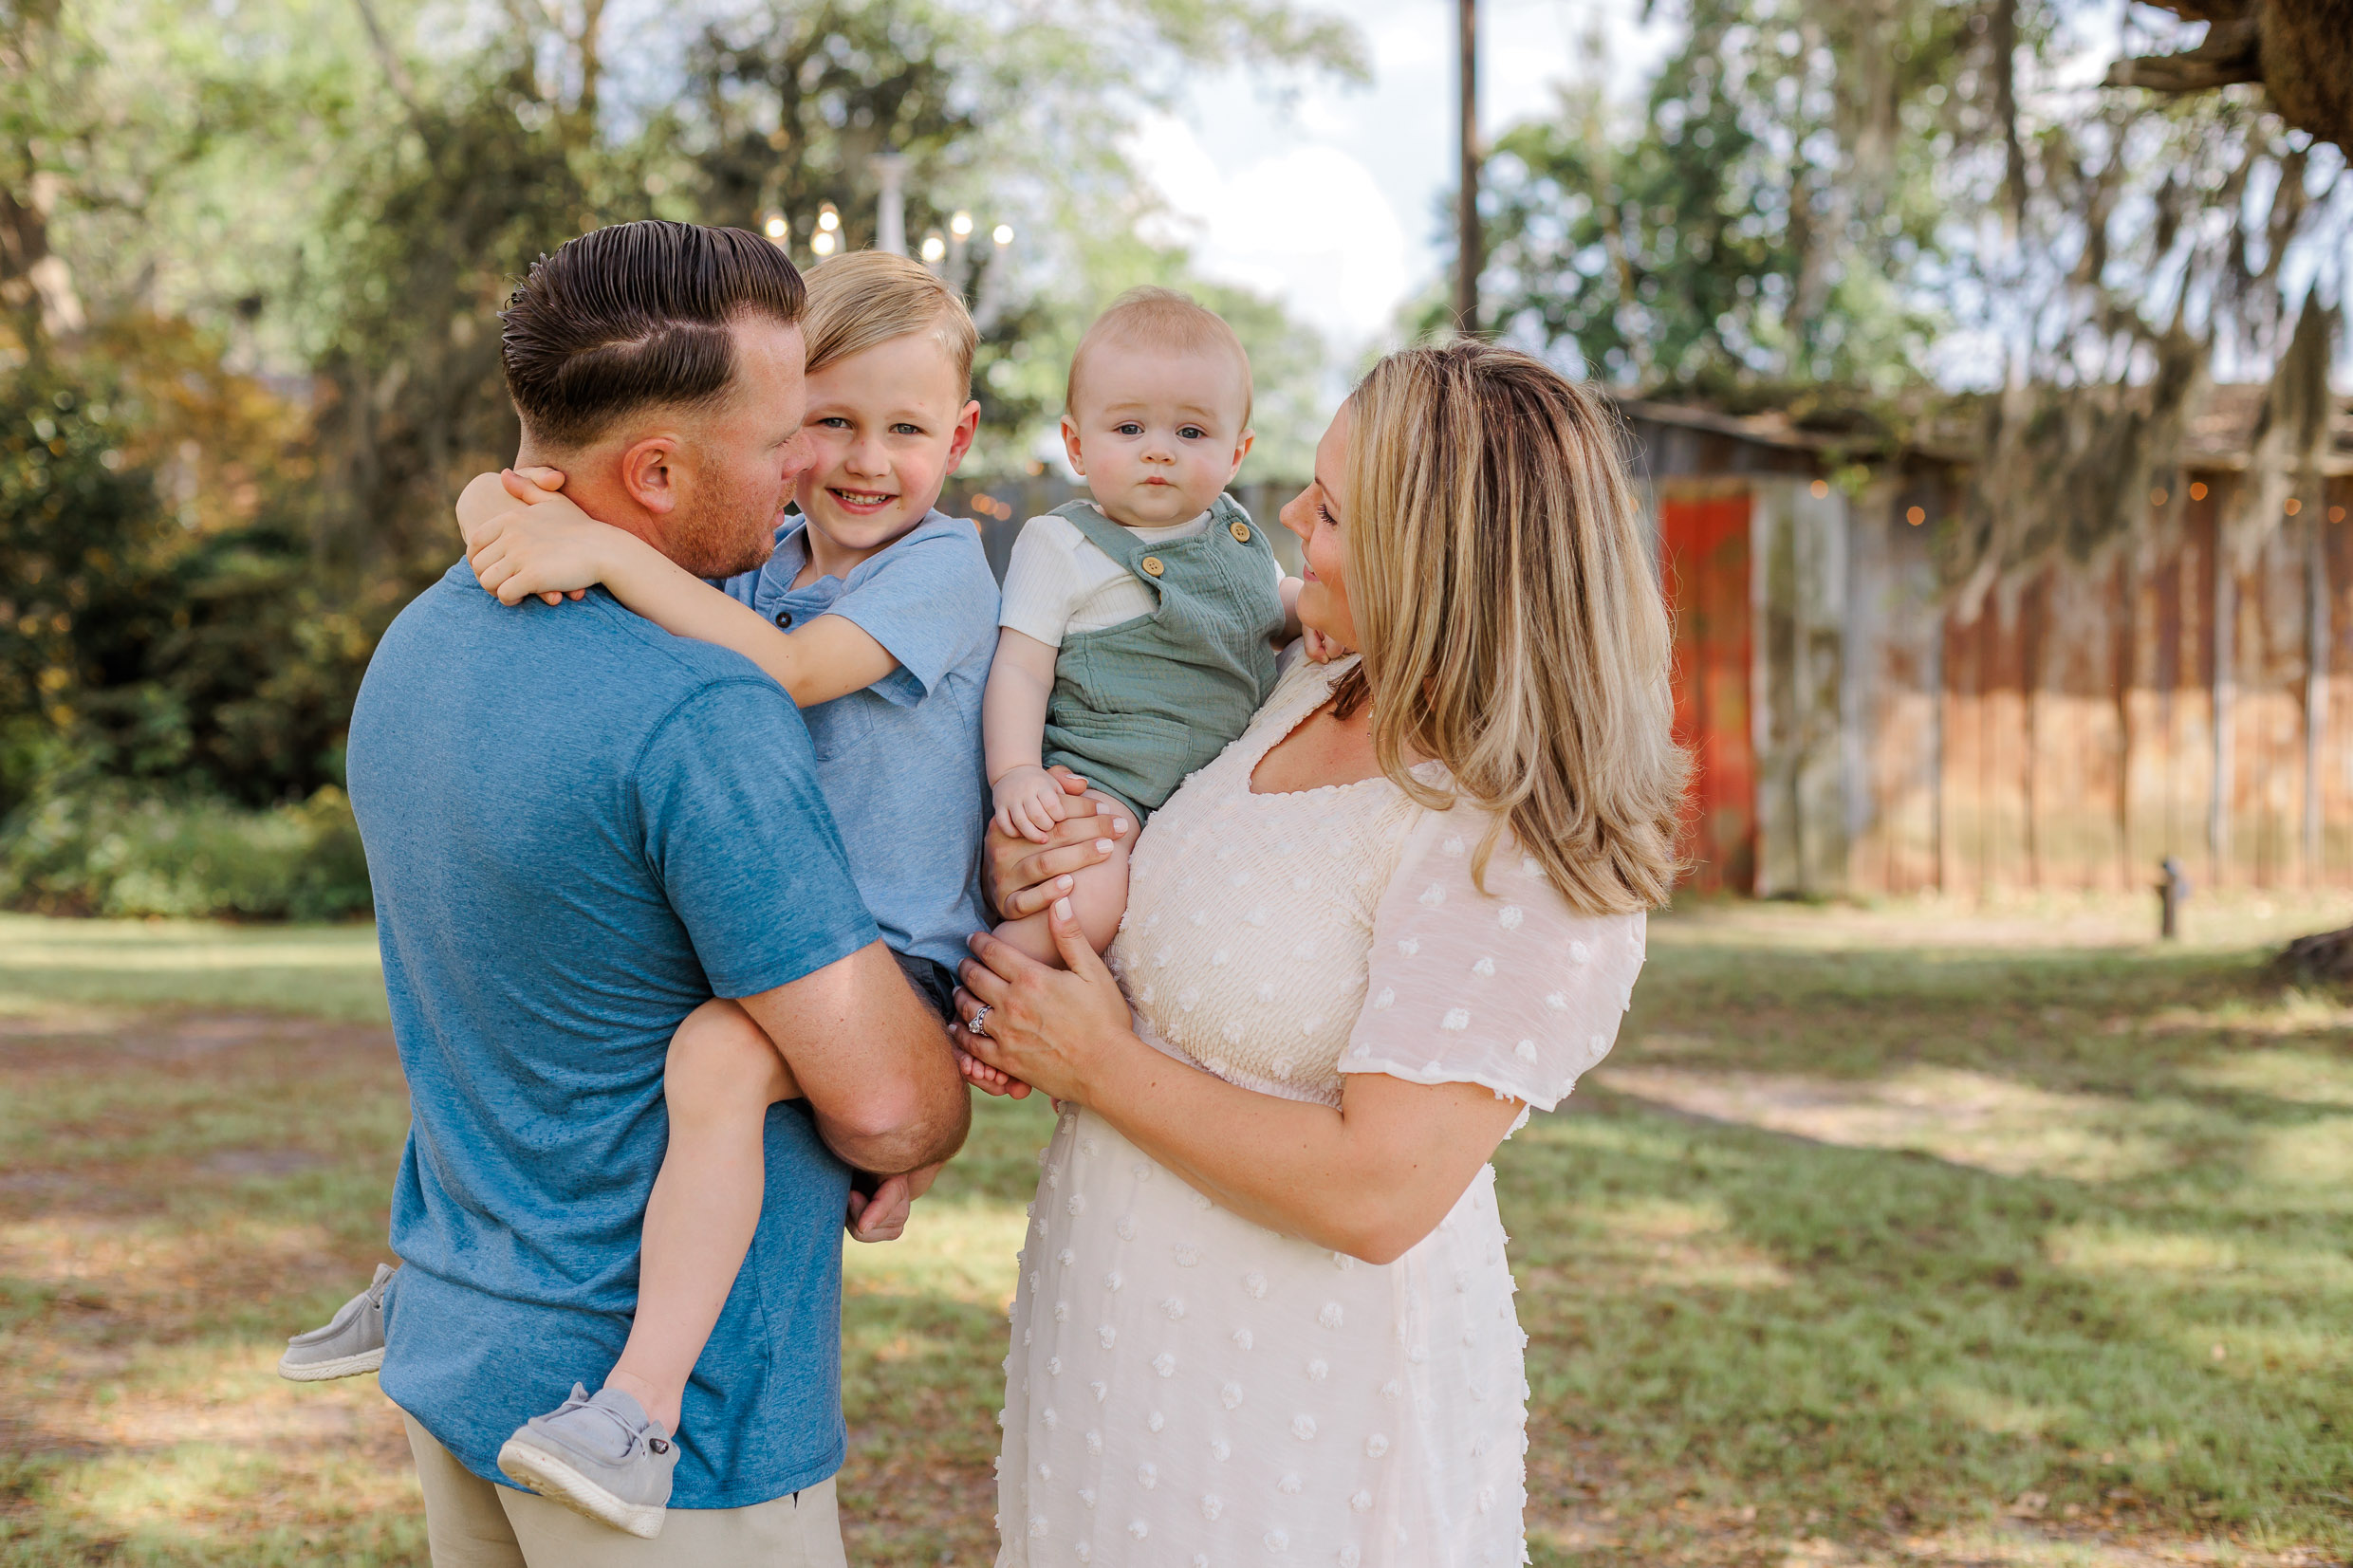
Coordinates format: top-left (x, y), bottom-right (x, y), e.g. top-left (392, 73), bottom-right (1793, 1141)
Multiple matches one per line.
top-left (499, 220), bottom-right (807, 449)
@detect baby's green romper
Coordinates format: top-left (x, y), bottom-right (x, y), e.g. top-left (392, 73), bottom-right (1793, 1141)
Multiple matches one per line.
top-left (1040, 495), bottom-right (1287, 821)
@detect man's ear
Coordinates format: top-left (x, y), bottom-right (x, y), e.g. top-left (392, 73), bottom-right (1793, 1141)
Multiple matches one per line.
top-left (618, 434), bottom-right (687, 515)
top-left (1059, 414), bottom-right (1086, 478)
top-left (1226, 427), bottom-right (1255, 482)
top-left (944, 399), bottom-right (982, 476)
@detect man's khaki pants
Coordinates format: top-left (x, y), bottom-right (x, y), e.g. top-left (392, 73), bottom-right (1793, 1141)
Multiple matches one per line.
top-left (403, 1411), bottom-right (851, 1568)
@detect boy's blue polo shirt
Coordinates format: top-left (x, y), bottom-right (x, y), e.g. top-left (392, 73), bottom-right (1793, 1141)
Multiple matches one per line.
top-left (345, 563), bottom-right (880, 1508)
top-left (720, 510), bottom-right (998, 971)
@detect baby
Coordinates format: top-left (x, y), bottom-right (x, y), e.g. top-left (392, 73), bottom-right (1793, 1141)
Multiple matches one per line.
top-left (981, 287), bottom-right (1301, 979)
top-left (278, 251), bottom-right (1008, 1538)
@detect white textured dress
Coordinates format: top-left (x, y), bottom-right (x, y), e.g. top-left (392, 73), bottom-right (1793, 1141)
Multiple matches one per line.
top-left (994, 656), bottom-right (1646, 1568)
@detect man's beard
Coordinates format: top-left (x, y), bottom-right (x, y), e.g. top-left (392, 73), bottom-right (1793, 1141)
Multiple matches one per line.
top-left (666, 468), bottom-right (784, 580)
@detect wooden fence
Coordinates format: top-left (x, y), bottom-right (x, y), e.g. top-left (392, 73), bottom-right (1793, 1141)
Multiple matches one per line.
top-left (1658, 470), bottom-right (2353, 897)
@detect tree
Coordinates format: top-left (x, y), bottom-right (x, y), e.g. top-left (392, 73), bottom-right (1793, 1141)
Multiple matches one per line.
top-left (1468, 0), bottom-right (2347, 599)
top-left (1474, 0), bottom-right (1992, 398)
top-left (0, 0), bottom-right (1366, 834)
top-left (2107, 0), bottom-right (2353, 151)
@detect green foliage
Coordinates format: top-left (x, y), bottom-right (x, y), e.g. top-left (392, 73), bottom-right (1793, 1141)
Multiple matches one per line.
top-left (1475, 0), bottom-right (1989, 394)
top-left (0, 351), bottom-right (375, 819)
top-left (0, 0), bottom-right (1362, 914)
top-left (0, 780), bottom-right (368, 920)
top-left (0, 371), bottom-right (149, 739)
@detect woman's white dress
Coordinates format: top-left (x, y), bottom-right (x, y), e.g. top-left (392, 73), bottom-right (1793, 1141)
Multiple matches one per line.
top-left (994, 657), bottom-right (1646, 1568)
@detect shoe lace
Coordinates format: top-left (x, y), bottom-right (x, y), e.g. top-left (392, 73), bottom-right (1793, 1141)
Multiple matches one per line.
top-left (556, 1392), bottom-right (667, 1457)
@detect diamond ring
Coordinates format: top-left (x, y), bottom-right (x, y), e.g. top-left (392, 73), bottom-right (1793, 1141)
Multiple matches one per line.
top-left (969, 1004), bottom-right (991, 1038)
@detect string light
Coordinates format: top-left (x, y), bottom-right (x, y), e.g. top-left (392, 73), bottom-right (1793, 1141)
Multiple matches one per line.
top-left (2190, 481), bottom-right (2209, 501)
top-left (920, 231), bottom-right (947, 263)
top-left (816, 206), bottom-right (841, 233)
top-left (763, 213), bottom-right (787, 241)
top-left (992, 223), bottom-right (1014, 246)
top-left (811, 231), bottom-right (838, 257)
top-left (2285, 498), bottom-right (2303, 516)
top-left (1906, 506), bottom-right (1926, 526)
top-left (950, 211), bottom-right (974, 238)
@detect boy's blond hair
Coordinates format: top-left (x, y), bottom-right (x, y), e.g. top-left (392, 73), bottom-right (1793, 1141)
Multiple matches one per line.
top-left (802, 250), bottom-right (978, 393)
top-left (1065, 286), bottom-right (1253, 429)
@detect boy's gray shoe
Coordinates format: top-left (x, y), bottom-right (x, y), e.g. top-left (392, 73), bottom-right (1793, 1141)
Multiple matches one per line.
top-left (277, 1263), bottom-right (394, 1381)
top-left (496, 1383), bottom-right (676, 1540)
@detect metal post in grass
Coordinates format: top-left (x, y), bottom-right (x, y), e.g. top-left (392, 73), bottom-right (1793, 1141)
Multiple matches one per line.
top-left (2157, 856), bottom-right (2189, 939)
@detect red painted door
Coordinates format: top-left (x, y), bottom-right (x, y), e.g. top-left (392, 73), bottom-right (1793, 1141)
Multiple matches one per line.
top-left (1661, 493), bottom-right (1755, 895)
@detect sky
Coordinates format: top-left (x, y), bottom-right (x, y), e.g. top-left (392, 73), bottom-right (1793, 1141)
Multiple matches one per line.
top-left (1127, 0), bottom-right (1676, 356)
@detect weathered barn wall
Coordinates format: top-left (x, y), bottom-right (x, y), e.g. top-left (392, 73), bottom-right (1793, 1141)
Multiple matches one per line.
top-left (1637, 386), bottom-right (2353, 899)
top-left (1915, 482), bottom-right (2353, 897)
top-left (1659, 487), bottom-right (1756, 894)
top-left (1751, 480), bottom-right (1851, 896)
top-left (1845, 484), bottom-right (1943, 895)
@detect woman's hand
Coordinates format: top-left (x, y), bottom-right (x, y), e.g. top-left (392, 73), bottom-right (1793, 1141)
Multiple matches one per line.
top-left (984, 772), bottom-right (1130, 920)
top-left (952, 897), bottom-right (1137, 1106)
top-left (469, 489), bottom-right (633, 607)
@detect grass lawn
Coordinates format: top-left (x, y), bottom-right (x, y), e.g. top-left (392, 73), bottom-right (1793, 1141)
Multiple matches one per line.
top-left (1, 895), bottom-right (2347, 1565)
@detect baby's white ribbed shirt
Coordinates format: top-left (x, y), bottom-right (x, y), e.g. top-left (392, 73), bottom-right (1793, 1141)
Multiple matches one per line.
top-left (997, 504), bottom-right (1282, 648)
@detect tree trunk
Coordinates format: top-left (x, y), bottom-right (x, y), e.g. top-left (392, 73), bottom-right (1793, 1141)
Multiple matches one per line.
top-left (2275, 923), bottom-right (2353, 984)
top-left (2109, 0), bottom-right (2353, 151)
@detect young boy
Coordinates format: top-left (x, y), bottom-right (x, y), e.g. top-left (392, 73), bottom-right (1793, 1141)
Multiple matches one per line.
top-left (981, 287), bottom-right (1301, 970)
top-left (278, 250), bottom-right (1015, 1538)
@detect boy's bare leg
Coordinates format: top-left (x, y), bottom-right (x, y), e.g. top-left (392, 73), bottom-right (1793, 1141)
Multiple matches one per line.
top-left (602, 998), bottom-right (790, 1435)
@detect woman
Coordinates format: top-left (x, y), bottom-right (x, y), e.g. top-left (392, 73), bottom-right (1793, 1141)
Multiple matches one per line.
top-left (954, 342), bottom-right (1687, 1566)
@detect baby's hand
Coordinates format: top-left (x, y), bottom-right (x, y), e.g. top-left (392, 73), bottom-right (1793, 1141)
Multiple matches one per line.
top-left (991, 765), bottom-right (1072, 843)
top-left (953, 1035), bottom-right (1030, 1098)
top-left (468, 491), bottom-right (627, 607)
top-left (1302, 625), bottom-right (1347, 663)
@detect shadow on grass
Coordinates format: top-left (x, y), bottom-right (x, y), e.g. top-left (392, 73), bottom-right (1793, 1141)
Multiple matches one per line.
top-left (1504, 1092), bottom-right (2352, 1559)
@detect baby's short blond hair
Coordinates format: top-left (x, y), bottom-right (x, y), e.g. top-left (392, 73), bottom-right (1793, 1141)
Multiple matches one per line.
top-left (802, 250), bottom-right (978, 394)
top-left (1065, 286), bottom-right (1253, 429)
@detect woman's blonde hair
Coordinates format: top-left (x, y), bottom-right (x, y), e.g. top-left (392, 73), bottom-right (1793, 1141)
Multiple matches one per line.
top-left (802, 250), bottom-right (978, 390)
top-left (1340, 341), bottom-right (1687, 914)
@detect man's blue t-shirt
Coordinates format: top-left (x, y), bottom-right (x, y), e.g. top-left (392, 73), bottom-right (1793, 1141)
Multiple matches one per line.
top-left (345, 563), bottom-right (880, 1508)
top-left (720, 509), bottom-right (998, 971)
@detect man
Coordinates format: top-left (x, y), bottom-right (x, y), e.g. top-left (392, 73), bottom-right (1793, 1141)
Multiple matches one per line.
top-left (343, 219), bottom-right (970, 1565)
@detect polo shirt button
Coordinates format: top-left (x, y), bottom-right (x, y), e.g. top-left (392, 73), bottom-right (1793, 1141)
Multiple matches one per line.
top-left (1229, 521), bottom-right (1251, 543)
top-left (773, 609), bottom-right (793, 628)
top-left (1140, 557), bottom-right (1165, 578)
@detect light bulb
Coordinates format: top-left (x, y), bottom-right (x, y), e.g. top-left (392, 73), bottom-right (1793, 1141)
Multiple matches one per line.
top-left (951, 211), bottom-right (974, 238)
top-left (763, 213), bottom-right (787, 240)
top-left (817, 207), bottom-right (841, 232)
top-left (992, 223), bottom-right (1014, 246)
top-left (811, 231), bottom-right (838, 257)
top-left (920, 232), bottom-right (947, 263)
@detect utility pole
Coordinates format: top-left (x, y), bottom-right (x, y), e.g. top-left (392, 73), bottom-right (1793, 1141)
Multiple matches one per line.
top-left (871, 153), bottom-right (909, 256)
top-left (1454, 0), bottom-right (1480, 335)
